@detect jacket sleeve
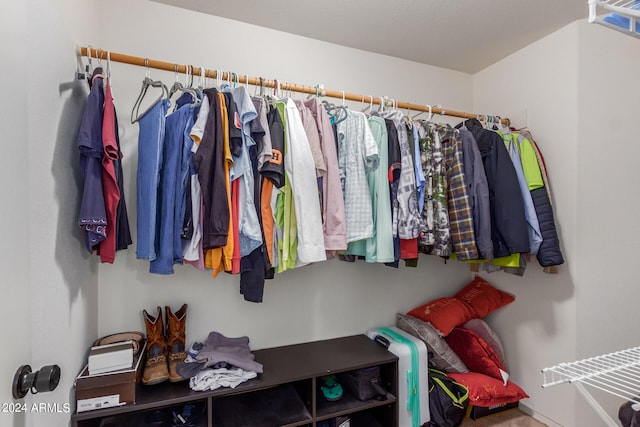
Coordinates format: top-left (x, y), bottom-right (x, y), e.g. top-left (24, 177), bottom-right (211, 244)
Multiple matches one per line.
top-left (531, 187), bottom-right (564, 267)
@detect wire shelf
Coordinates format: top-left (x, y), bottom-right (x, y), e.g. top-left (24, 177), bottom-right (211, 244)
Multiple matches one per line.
top-left (589, 0), bottom-right (640, 38)
top-left (543, 346), bottom-right (640, 426)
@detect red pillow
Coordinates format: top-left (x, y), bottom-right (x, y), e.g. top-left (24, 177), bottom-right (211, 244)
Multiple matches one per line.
top-left (445, 328), bottom-right (508, 384)
top-left (448, 372), bottom-right (528, 407)
top-left (454, 276), bottom-right (515, 318)
top-left (407, 297), bottom-right (475, 337)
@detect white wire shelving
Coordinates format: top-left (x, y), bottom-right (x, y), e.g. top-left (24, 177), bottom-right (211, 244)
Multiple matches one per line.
top-left (542, 346), bottom-right (640, 427)
top-left (589, 0), bottom-right (640, 38)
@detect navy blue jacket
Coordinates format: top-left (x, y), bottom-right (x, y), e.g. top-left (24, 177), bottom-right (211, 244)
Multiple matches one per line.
top-left (464, 119), bottom-right (529, 258)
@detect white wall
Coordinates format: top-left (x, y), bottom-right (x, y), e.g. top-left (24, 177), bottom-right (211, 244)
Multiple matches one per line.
top-left (92, 0), bottom-right (477, 355)
top-left (573, 20), bottom-right (640, 427)
top-left (473, 22), bottom-right (580, 427)
top-left (475, 18), bottom-right (640, 427)
top-left (0, 3), bottom-right (32, 426)
top-left (1, 1), bottom-right (100, 426)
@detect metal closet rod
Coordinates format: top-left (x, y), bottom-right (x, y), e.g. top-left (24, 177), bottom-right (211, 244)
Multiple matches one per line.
top-left (80, 46), bottom-right (509, 125)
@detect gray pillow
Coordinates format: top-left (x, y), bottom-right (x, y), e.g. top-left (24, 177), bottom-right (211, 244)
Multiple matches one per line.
top-left (461, 318), bottom-right (508, 370)
top-left (396, 313), bottom-right (469, 373)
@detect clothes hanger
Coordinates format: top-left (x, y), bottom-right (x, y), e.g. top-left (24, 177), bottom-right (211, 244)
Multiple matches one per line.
top-left (131, 58), bottom-right (169, 124)
top-left (187, 65), bottom-right (203, 101)
top-left (361, 95), bottom-right (374, 113)
top-left (412, 104), bottom-right (433, 122)
top-left (198, 66), bottom-right (206, 91)
top-left (168, 64), bottom-right (200, 108)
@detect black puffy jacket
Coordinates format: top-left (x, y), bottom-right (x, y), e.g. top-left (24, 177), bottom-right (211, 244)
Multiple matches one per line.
top-left (530, 187), bottom-right (564, 267)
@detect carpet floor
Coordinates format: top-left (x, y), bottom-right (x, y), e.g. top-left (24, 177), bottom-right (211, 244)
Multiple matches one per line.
top-left (460, 408), bottom-right (548, 427)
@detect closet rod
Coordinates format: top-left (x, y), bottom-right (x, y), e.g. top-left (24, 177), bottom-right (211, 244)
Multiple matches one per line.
top-left (79, 46), bottom-right (509, 125)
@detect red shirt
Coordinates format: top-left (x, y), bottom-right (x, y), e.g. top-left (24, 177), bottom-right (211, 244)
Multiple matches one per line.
top-left (98, 80), bottom-right (121, 263)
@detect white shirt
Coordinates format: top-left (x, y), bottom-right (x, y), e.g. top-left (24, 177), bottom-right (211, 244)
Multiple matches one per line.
top-left (283, 98), bottom-right (326, 263)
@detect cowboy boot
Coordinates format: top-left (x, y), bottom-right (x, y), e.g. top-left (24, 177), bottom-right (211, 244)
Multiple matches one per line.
top-left (142, 307), bottom-right (169, 385)
top-left (165, 304), bottom-right (188, 382)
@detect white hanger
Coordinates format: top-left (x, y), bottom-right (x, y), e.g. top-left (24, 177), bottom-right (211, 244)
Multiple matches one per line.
top-left (362, 95), bottom-right (373, 113)
top-left (412, 104), bottom-right (432, 121)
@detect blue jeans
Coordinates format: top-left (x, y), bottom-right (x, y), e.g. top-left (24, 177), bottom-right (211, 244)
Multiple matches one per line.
top-left (150, 104), bottom-right (194, 274)
top-left (136, 99), bottom-right (170, 260)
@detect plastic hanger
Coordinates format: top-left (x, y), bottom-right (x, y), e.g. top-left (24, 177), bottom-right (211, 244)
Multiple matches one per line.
top-left (131, 58), bottom-right (169, 124)
top-left (198, 66), bottom-right (206, 91)
top-left (332, 105), bottom-right (348, 125)
top-left (168, 64), bottom-right (200, 108)
top-left (411, 104), bottom-right (430, 120)
top-left (362, 95), bottom-right (374, 113)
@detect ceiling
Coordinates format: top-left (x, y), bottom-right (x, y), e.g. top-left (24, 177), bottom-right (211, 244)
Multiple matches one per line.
top-left (152, 0), bottom-right (589, 74)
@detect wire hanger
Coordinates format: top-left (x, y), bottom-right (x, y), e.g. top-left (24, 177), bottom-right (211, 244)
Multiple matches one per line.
top-left (131, 58), bottom-right (169, 124)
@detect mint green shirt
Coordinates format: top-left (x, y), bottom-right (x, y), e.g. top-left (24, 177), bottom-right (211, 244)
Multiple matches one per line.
top-left (348, 116), bottom-right (395, 262)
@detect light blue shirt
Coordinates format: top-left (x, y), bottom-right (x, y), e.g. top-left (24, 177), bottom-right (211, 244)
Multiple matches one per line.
top-left (226, 85), bottom-right (263, 256)
top-left (502, 132), bottom-right (542, 255)
top-left (413, 124), bottom-right (426, 214)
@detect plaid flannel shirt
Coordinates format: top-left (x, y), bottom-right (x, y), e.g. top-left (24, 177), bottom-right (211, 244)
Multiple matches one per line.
top-left (442, 126), bottom-right (478, 260)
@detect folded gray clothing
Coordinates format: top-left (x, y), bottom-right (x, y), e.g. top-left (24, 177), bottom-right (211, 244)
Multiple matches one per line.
top-left (177, 331), bottom-right (264, 378)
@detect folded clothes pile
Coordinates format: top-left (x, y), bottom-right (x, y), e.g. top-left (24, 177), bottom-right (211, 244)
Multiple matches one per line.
top-left (177, 331), bottom-right (263, 392)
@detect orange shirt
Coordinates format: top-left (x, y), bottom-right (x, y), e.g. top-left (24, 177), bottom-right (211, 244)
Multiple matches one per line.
top-left (205, 92), bottom-right (234, 277)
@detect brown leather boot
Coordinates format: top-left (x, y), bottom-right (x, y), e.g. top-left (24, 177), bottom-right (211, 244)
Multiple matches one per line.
top-left (165, 304), bottom-right (188, 382)
top-left (142, 307), bottom-right (169, 385)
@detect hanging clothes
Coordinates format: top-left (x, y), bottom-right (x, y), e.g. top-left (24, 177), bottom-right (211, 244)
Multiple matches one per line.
top-left (382, 118), bottom-right (401, 267)
top-left (418, 122), bottom-right (450, 256)
top-left (373, 110), bottom-right (420, 241)
top-left (463, 118), bottom-right (529, 258)
top-left (112, 103), bottom-right (132, 252)
top-left (98, 79), bottom-right (121, 263)
top-left (336, 109), bottom-right (379, 242)
top-left (274, 101), bottom-right (297, 273)
top-left (205, 91), bottom-right (235, 277)
top-left (442, 125), bottom-right (478, 261)
top-left (149, 97), bottom-right (196, 275)
top-left (517, 130), bottom-right (565, 268)
top-left (411, 122), bottom-right (427, 215)
top-left (183, 94), bottom-right (209, 270)
top-left (346, 115), bottom-right (395, 263)
top-left (499, 128), bottom-right (543, 255)
top-left (251, 97), bottom-right (273, 171)
top-left (259, 102), bottom-right (285, 270)
top-left (226, 86), bottom-right (263, 260)
top-left (284, 98), bottom-right (326, 264)
top-left (301, 98), bottom-right (347, 256)
top-left (240, 101), bottom-right (270, 303)
top-left (458, 127), bottom-right (493, 260)
top-left (136, 97), bottom-right (170, 260)
top-left (77, 67), bottom-right (107, 252)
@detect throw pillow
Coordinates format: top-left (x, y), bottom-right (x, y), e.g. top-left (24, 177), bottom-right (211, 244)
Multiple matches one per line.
top-left (448, 372), bottom-right (528, 407)
top-left (407, 297), bottom-right (475, 337)
top-left (396, 313), bottom-right (469, 373)
top-left (445, 327), bottom-right (509, 385)
top-left (461, 318), bottom-right (508, 371)
top-left (454, 276), bottom-right (515, 318)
